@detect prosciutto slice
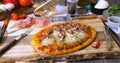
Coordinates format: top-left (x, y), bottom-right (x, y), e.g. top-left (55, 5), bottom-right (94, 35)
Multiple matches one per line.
top-left (32, 17), bottom-right (52, 28)
top-left (14, 17), bottom-right (34, 28)
top-left (13, 17), bottom-right (52, 28)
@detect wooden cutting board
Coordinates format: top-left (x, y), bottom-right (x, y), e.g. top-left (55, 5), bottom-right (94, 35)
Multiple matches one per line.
top-left (0, 18), bottom-right (120, 63)
top-left (0, 6), bottom-right (35, 21)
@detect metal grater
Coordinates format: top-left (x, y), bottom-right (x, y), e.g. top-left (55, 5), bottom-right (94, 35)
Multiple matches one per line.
top-left (34, 0), bottom-right (61, 17)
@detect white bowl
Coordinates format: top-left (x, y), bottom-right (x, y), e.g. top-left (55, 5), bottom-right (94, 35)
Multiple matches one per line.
top-left (107, 16), bottom-right (120, 28)
top-left (118, 23), bottom-right (120, 33)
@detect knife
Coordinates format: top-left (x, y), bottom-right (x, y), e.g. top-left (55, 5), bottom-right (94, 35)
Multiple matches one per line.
top-left (71, 14), bottom-right (98, 19)
top-left (103, 22), bottom-right (120, 48)
top-left (104, 26), bottom-right (112, 51)
top-left (0, 19), bottom-right (10, 43)
top-left (108, 28), bottom-right (120, 47)
top-left (0, 28), bottom-right (33, 57)
top-left (50, 14), bottom-right (98, 22)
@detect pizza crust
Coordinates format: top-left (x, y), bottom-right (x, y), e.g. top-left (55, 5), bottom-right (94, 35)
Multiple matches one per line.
top-left (31, 22), bottom-right (96, 55)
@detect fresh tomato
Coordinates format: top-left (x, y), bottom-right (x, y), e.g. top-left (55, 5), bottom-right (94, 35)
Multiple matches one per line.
top-left (19, 14), bottom-right (27, 19)
top-left (11, 14), bottom-right (19, 20)
top-left (11, 12), bottom-right (17, 17)
top-left (19, 0), bottom-right (32, 7)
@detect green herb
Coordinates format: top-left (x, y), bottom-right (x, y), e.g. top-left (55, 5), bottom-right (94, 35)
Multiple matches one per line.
top-left (108, 4), bottom-right (120, 16)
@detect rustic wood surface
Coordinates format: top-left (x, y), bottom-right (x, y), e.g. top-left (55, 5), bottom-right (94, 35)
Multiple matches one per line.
top-left (0, 1), bottom-right (120, 63)
top-left (0, 18), bottom-right (120, 63)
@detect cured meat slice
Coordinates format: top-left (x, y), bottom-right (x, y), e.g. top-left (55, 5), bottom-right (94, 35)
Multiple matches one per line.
top-left (13, 17), bottom-right (52, 28)
top-left (32, 17), bottom-right (52, 28)
top-left (14, 17), bottom-right (34, 28)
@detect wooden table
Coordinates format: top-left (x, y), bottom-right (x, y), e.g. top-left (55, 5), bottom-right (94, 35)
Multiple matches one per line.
top-left (0, 18), bottom-right (120, 63)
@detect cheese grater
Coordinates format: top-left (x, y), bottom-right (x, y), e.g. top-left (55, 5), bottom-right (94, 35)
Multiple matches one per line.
top-left (34, 0), bottom-right (61, 17)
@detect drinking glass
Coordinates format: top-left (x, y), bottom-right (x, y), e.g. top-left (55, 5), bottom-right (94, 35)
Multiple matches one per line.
top-left (67, 0), bottom-right (78, 15)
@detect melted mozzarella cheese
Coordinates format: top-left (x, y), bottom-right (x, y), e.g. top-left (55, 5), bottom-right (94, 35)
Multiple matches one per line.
top-left (65, 32), bottom-right (77, 44)
top-left (52, 31), bottom-right (60, 38)
top-left (76, 32), bottom-right (86, 42)
top-left (77, 32), bottom-right (86, 39)
top-left (42, 38), bottom-right (54, 46)
top-left (52, 30), bottom-right (65, 42)
top-left (41, 28), bottom-right (86, 45)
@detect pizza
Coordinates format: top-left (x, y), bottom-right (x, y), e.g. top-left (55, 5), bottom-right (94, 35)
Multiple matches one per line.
top-left (31, 22), bottom-right (96, 55)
